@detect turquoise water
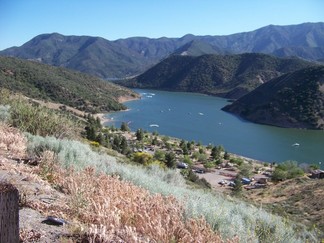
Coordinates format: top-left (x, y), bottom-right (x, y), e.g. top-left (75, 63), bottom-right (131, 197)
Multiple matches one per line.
top-left (105, 89), bottom-right (324, 167)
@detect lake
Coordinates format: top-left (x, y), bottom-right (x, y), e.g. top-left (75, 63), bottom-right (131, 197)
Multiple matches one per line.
top-left (105, 89), bottom-right (324, 168)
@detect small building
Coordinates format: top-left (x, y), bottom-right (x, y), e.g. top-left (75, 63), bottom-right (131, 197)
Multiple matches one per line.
top-left (310, 170), bottom-right (324, 179)
top-left (257, 177), bottom-right (268, 184)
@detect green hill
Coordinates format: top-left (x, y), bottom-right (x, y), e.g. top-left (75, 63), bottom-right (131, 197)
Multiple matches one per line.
top-left (222, 66), bottom-right (324, 129)
top-left (122, 53), bottom-right (314, 99)
top-left (0, 56), bottom-right (138, 113)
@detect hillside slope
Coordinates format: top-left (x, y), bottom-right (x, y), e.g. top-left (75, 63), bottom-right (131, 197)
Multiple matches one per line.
top-left (122, 53), bottom-right (314, 99)
top-left (0, 56), bottom-right (138, 112)
top-left (172, 40), bottom-right (224, 56)
top-left (1, 22), bottom-right (323, 78)
top-left (222, 66), bottom-right (324, 129)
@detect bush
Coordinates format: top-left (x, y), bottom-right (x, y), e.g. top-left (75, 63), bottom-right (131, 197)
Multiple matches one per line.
top-left (0, 105), bottom-right (10, 122)
top-left (5, 98), bottom-right (80, 139)
top-left (272, 161), bottom-right (304, 181)
top-left (230, 157), bottom-right (243, 166)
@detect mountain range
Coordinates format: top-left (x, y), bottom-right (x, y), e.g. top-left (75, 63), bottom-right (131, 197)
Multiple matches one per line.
top-left (222, 66), bottom-right (324, 129)
top-left (1, 22), bottom-right (324, 78)
top-left (120, 53), bottom-right (315, 98)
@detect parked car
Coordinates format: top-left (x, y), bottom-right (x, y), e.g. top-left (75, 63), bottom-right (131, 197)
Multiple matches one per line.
top-left (177, 162), bottom-right (188, 169)
top-left (218, 180), bottom-right (227, 185)
top-left (241, 178), bottom-right (252, 185)
top-left (195, 169), bottom-right (205, 174)
top-left (228, 181), bottom-right (235, 187)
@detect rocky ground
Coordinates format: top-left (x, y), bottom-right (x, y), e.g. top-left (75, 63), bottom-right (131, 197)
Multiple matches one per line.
top-left (0, 151), bottom-right (74, 242)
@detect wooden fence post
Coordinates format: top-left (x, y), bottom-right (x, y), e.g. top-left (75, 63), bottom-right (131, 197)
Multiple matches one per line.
top-left (0, 182), bottom-right (19, 243)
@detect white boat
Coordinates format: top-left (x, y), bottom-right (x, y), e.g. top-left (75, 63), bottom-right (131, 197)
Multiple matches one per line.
top-left (150, 124), bottom-right (159, 127)
top-left (292, 143), bottom-right (300, 146)
top-left (198, 112), bottom-right (204, 115)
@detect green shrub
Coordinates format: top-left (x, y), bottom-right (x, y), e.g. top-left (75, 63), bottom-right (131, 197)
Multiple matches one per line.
top-left (2, 97), bottom-right (80, 139)
top-left (0, 105), bottom-right (10, 122)
top-left (272, 161), bottom-right (304, 181)
top-left (230, 157), bottom-right (244, 166)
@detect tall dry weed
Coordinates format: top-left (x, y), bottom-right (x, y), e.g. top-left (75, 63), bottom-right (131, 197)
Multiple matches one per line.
top-left (0, 122), bottom-right (26, 157)
top-left (59, 167), bottom-right (230, 242)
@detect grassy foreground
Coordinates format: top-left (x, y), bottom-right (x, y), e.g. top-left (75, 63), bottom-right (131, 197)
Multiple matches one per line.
top-left (0, 91), bottom-right (319, 242)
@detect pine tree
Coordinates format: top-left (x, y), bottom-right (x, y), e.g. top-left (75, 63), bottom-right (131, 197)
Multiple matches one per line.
top-left (136, 129), bottom-right (144, 141)
top-left (165, 152), bottom-right (176, 168)
top-left (120, 122), bottom-right (130, 132)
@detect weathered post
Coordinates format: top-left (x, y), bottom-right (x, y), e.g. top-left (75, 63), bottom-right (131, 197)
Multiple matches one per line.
top-left (0, 182), bottom-right (19, 243)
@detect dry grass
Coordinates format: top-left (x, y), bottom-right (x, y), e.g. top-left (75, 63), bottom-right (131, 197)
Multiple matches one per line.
top-left (45, 164), bottom-right (236, 242)
top-left (0, 122), bottom-right (26, 157)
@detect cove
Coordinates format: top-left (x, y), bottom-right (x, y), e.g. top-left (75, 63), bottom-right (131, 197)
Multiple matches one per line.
top-left (105, 89), bottom-right (324, 168)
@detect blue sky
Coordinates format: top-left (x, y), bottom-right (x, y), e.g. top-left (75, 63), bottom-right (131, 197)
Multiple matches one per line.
top-left (0, 0), bottom-right (323, 50)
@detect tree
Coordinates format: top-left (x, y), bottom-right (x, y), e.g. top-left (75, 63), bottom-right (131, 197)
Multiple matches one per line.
top-left (238, 163), bottom-right (253, 178)
top-left (179, 139), bottom-right (186, 149)
top-left (95, 117), bottom-right (102, 129)
top-left (165, 152), bottom-right (176, 168)
top-left (86, 126), bottom-right (96, 141)
top-left (120, 122), bottom-right (130, 132)
top-left (95, 132), bottom-right (104, 145)
top-left (154, 150), bottom-right (166, 161)
top-left (224, 151), bottom-right (230, 160)
top-left (211, 146), bottom-right (222, 160)
top-left (135, 128), bottom-right (144, 141)
top-left (151, 136), bottom-right (159, 145)
top-left (112, 135), bottom-right (121, 151)
top-left (187, 141), bottom-right (193, 151)
top-left (182, 145), bottom-right (189, 155)
top-left (232, 175), bottom-right (243, 195)
top-left (199, 147), bottom-right (205, 154)
top-left (120, 136), bottom-right (129, 155)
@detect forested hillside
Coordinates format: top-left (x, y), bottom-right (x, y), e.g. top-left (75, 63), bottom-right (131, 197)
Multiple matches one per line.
top-left (0, 56), bottom-right (138, 113)
top-left (222, 66), bottom-right (324, 129)
top-left (122, 53), bottom-right (314, 99)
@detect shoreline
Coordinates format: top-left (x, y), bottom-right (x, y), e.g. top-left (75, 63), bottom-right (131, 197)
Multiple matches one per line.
top-left (95, 94), bottom-right (140, 125)
top-left (118, 94), bottom-right (141, 103)
top-left (94, 113), bottom-right (112, 125)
